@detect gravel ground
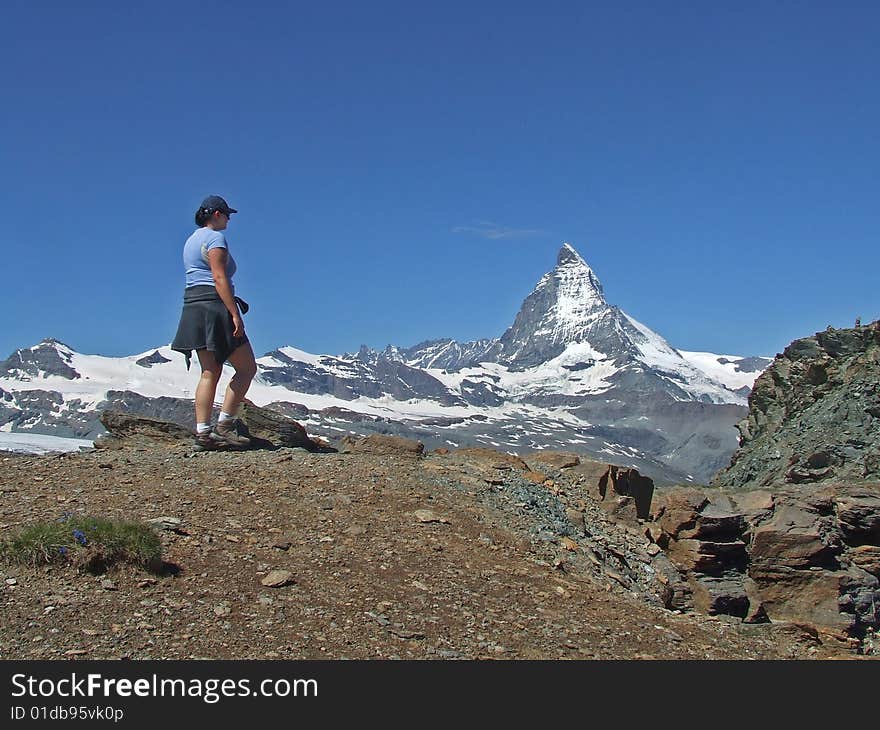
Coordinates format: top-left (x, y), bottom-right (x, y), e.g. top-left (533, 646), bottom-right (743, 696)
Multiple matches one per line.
top-left (0, 446), bottom-right (859, 660)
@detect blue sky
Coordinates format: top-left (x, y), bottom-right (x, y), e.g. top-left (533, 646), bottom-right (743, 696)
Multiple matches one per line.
top-left (1, 1), bottom-right (877, 360)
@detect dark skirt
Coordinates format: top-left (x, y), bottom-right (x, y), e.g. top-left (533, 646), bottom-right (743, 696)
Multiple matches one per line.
top-left (171, 286), bottom-right (249, 370)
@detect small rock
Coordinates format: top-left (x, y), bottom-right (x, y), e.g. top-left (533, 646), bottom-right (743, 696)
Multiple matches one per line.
top-left (101, 579), bottom-right (117, 591)
top-left (5, 578), bottom-right (17, 586)
top-left (366, 611), bottom-right (391, 626)
top-left (261, 570), bottom-right (296, 588)
top-left (523, 470), bottom-right (547, 485)
top-left (388, 627), bottom-right (426, 640)
top-left (146, 517), bottom-right (185, 532)
top-left (414, 509), bottom-right (450, 524)
top-left (565, 508), bottom-right (585, 529)
top-left (213, 603), bottom-right (231, 617)
top-left (272, 541), bottom-right (292, 551)
top-left (646, 543), bottom-right (662, 556)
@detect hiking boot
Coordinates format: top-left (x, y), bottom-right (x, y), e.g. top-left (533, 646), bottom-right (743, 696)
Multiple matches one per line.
top-left (211, 419), bottom-right (251, 448)
top-left (193, 432), bottom-right (220, 452)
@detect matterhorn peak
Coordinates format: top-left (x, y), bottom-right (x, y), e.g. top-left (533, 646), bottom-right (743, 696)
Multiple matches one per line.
top-left (488, 242), bottom-right (613, 368)
top-left (550, 242), bottom-right (606, 307)
top-left (557, 242), bottom-right (587, 266)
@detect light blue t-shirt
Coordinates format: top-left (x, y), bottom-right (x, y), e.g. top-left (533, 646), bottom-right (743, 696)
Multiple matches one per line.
top-left (183, 228), bottom-right (237, 291)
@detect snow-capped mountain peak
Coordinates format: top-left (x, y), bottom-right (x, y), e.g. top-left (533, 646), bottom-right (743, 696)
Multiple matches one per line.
top-left (490, 243), bottom-right (615, 369)
top-left (549, 242), bottom-right (607, 328)
top-left (2, 338), bottom-right (81, 381)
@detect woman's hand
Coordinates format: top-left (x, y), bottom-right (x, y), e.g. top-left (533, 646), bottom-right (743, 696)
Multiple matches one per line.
top-left (232, 313), bottom-right (245, 339)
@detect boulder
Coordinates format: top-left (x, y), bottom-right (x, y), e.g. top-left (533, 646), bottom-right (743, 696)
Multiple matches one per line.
top-left (849, 545), bottom-right (880, 576)
top-left (690, 573), bottom-right (751, 618)
top-left (99, 411), bottom-right (193, 447)
top-left (597, 466), bottom-right (654, 520)
top-left (340, 434), bottom-right (424, 458)
top-left (238, 401), bottom-right (335, 452)
top-left (729, 490), bottom-right (774, 521)
top-left (667, 538), bottom-right (748, 575)
top-left (654, 489), bottom-right (709, 538)
top-left (836, 490), bottom-right (880, 545)
top-left (750, 566), bottom-right (859, 634)
top-left (749, 503), bottom-right (840, 570)
top-left (676, 504), bottom-right (746, 541)
top-left (445, 447), bottom-right (530, 472)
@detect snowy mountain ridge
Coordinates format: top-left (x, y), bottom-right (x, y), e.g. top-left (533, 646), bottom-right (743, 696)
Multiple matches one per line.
top-left (0, 243), bottom-right (772, 483)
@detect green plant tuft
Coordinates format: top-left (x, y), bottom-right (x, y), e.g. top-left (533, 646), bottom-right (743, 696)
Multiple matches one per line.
top-left (0, 515), bottom-right (162, 571)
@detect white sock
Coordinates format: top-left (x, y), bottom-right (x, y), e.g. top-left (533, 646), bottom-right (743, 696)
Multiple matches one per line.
top-left (218, 411), bottom-right (234, 422)
top-left (196, 422), bottom-right (212, 434)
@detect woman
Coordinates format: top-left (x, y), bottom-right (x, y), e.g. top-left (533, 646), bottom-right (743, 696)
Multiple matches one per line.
top-left (171, 195), bottom-right (257, 450)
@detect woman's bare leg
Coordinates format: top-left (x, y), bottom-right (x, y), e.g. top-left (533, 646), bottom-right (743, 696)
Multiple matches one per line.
top-left (195, 349), bottom-right (223, 425)
top-left (220, 341), bottom-right (257, 416)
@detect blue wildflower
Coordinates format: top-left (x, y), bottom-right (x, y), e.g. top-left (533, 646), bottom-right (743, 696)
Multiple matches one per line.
top-left (58, 546), bottom-right (68, 557)
top-left (72, 529), bottom-right (87, 546)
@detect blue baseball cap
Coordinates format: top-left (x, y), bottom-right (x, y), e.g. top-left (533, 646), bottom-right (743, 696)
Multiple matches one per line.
top-left (199, 195), bottom-right (237, 215)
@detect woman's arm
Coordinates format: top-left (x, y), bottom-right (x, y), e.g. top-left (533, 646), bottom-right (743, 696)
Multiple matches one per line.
top-left (207, 247), bottom-right (244, 338)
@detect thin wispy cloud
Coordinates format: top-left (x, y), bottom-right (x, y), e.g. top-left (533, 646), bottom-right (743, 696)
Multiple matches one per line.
top-left (453, 221), bottom-right (546, 240)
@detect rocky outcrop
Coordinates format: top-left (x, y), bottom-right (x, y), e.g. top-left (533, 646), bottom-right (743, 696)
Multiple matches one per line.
top-left (649, 483), bottom-right (880, 637)
top-left (135, 351), bottom-right (171, 368)
top-left (421, 448), bottom-right (683, 605)
top-left (566, 461), bottom-right (655, 523)
top-left (714, 322), bottom-right (880, 488)
top-left (339, 434), bottom-right (424, 458)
